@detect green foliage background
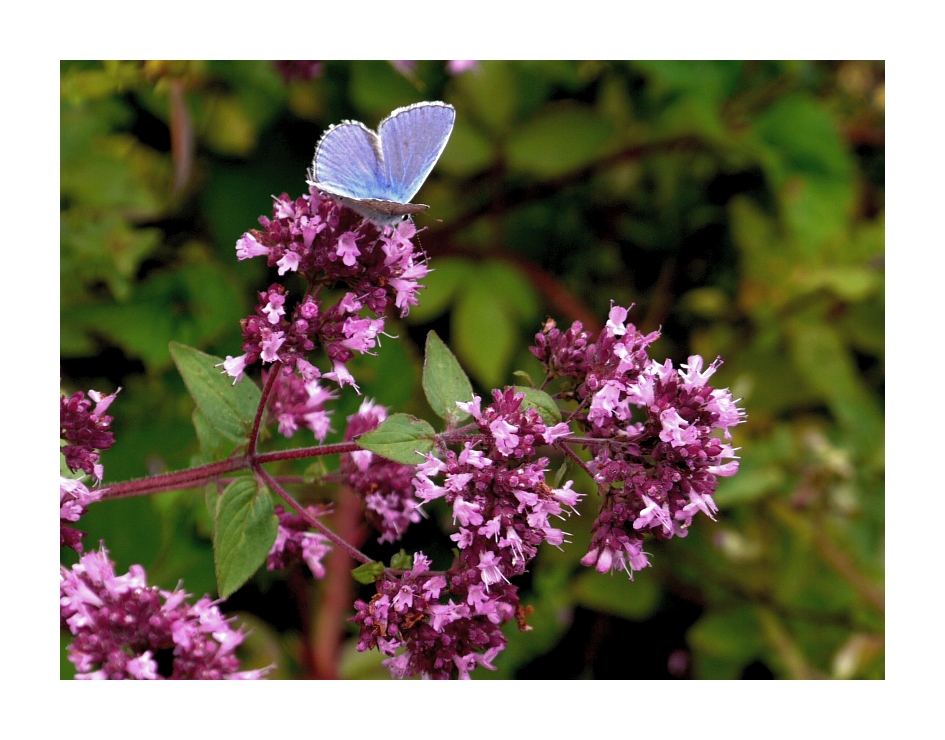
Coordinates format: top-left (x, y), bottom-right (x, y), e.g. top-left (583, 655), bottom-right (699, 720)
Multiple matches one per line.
top-left (60, 60), bottom-right (884, 679)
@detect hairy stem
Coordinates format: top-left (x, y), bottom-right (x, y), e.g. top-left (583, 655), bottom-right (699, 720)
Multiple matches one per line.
top-left (255, 466), bottom-right (373, 565)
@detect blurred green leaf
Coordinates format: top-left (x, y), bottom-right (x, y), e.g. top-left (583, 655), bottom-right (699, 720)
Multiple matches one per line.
top-left (454, 60), bottom-right (520, 134)
top-left (406, 257), bottom-right (471, 323)
top-left (507, 103), bottom-right (613, 177)
top-left (349, 61), bottom-right (421, 120)
top-left (453, 275), bottom-right (517, 389)
top-left (688, 606), bottom-right (765, 679)
top-left (787, 320), bottom-right (884, 454)
top-left (572, 568), bottom-right (661, 621)
top-left (389, 550), bottom-right (413, 570)
top-left (437, 118), bottom-right (494, 178)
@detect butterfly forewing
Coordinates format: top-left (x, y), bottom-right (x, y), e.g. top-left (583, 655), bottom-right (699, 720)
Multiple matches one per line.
top-left (313, 121), bottom-right (387, 201)
top-left (378, 102), bottom-right (456, 204)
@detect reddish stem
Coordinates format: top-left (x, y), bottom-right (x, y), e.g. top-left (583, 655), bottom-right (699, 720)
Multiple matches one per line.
top-left (99, 457), bottom-right (248, 500)
top-left (251, 365), bottom-right (281, 453)
top-left (255, 466), bottom-right (373, 565)
top-left (558, 443), bottom-right (596, 481)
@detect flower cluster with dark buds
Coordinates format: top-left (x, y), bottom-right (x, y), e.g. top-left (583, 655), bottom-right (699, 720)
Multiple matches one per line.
top-left (531, 304), bottom-right (746, 579)
top-left (268, 505), bottom-right (331, 579)
top-left (61, 547), bottom-right (267, 679)
top-left (61, 388), bottom-right (119, 482)
top-left (339, 400), bottom-right (421, 544)
top-left (264, 369), bottom-right (335, 440)
top-left (221, 188), bottom-right (428, 392)
top-left (60, 388), bottom-right (119, 551)
top-left (352, 553), bottom-right (524, 679)
top-left (412, 388), bottom-right (580, 590)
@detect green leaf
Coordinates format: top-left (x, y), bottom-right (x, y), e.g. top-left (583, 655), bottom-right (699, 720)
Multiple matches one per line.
top-left (423, 331), bottom-right (474, 426)
top-left (357, 413), bottom-right (435, 465)
top-left (437, 118), bottom-right (494, 178)
top-left (714, 465), bottom-right (786, 508)
top-left (787, 320), bottom-right (884, 455)
top-left (513, 386), bottom-right (562, 425)
top-left (572, 567), bottom-right (661, 621)
top-left (170, 342), bottom-right (261, 444)
top-left (204, 483), bottom-right (220, 520)
top-left (213, 477), bottom-right (278, 598)
top-left (351, 562), bottom-right (387, 585)
top-left (405, 258), bottom-right (470, 324)
top-left (453, 279), bottom-right (516, 388)
top-left (512, 370), bottom-right (536, 387)
top-left (506, 103), bottom-right (613, 177)
top-left (389, 550), bottom-right (412, 570)
top-left (688, 607), bottom-right (765, 679)
top-left (193, 408), bottom-right (238, 464)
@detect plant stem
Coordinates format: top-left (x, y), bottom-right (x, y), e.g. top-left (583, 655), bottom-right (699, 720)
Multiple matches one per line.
top-left (250, 364), bottom-right (281, 453)
top-left (255, 466), bottom-right (373, 565)
top-left (559, 442), bottom-right (596, 480)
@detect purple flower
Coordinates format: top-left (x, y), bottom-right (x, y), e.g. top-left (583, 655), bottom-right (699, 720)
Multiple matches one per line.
top-left (530, 305), bottom-right (745, 579)
top-left (268, 505), bottom-right (331, 579)
top-left (60, 388), bottom-right (119, 481)
top-left (224, 188), bottom-right (430, 393)
top-left (340, 400), bottom-right (422, 543)
top-left (61, 547), bottom-right (267, 679)
top-left (351, 553), bottom-right (521, 679)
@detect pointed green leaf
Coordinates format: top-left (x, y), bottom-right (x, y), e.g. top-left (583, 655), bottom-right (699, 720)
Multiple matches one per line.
top-left (351, 562), bottom-right (386, 585)
top-left (513, 386), bottom-right (562, 425)
top-left (389, 550), bottom-right (412, 570)
top-left (213, 477), bottom-right (278, 598)
top-left (357, 413), bottom-right (435, 465)
top-left (512, 370), bottom-right (537, 387)
top-left (170, 342), bottom-right (261, 444)
top-left (423, 331), bottom-right (474, 426)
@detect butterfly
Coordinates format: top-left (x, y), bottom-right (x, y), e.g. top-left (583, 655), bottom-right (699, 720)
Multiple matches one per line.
top-left (309, 101), bottom-right (456, 228)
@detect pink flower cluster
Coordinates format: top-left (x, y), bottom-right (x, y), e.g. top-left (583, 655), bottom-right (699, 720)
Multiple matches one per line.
top-left (60, 388), bottom-right (119, 481)
top-left (222, 188), bottom-right (428, 391)
top-left (60, 388), bottom-right (119, 551)
top-left (339, 400), bottom-right (421, 544)
top-left (531, 305), bottom-right (746, 579)
top-left (61, 547), bottom-right (266, 679)
top-left (264, 368), bottom-right (335, 440)
top-left (268, 505), bottom-right (332, 579)
top-left (352, 553), bottom-right (518, 679)
top-left (412, 388), bottom-right (580, 589)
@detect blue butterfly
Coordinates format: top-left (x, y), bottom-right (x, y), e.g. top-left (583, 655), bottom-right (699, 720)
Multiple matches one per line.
top-left (309, 101), bottom-right (456, 228)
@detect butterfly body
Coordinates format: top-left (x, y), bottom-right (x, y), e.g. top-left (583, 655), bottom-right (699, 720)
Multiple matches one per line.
top-left (310, 101), bottom-right (456, 227)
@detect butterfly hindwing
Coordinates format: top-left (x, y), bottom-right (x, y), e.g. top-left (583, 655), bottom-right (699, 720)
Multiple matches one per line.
top-left (377, 102), bottom-right (456, 204)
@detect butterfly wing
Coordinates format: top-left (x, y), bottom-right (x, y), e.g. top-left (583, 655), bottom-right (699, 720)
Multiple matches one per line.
top-left (377, 102), bottom-right (456, 204)
top-left (312, 120), bottom-right (387, 201)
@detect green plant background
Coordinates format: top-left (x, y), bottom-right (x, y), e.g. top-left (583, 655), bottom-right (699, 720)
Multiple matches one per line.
top-left (60, 60), bottom-right (884, 679)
